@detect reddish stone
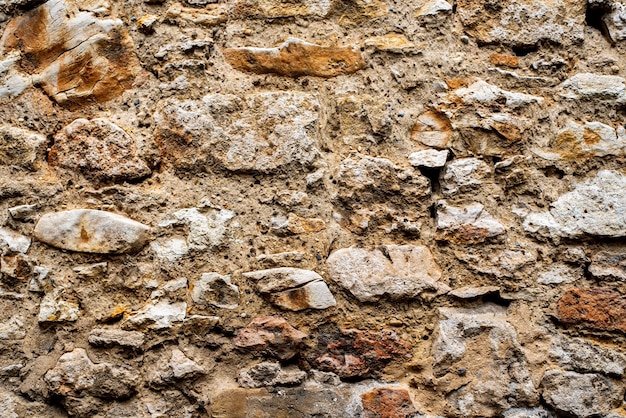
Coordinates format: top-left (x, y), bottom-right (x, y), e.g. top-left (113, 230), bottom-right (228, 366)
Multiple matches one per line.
top-left (312, 328), bottom-right (411, 378)
top-left (361, 388), bottom-right (418, 418)
top-left (556, 288), bottom-right (626, 333)
top-left (234, 316), bottom-right (308, 361)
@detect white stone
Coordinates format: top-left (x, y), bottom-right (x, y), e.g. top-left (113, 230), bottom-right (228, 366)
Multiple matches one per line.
top-left (192, 273), bottom-right (239, 309)
top-left (88, 328), bottom-right (145, 349)
top-left (436, 200), bottom-right (505, 242)
top-left (537, 264), bottom-right (581, 284)
top-left (34, 209), bottom-right (150, 254)
top-left (603, 3), bottom-right (626, 42)
top-left (523, 170), bottom-right (626, 239)
top-left (125, 300), bottom-right (187, 330)
top-left (440, 158), bottom-right (491, 195)
top-left (451, 79), bottom-right (543, 109)
top-left (38, 291), bottom-right (80, 323)
top-left (408, 149), bottom-right (449, 168)
top-left (0, 228), bottom-right (30, 254)
top-left (169, 348), bottom-right (203, 379)
top-left (559, 73), bottom-right (626, 101)
top-left (0, 316), bottom-right (25, 340)
top-left (326, 244), bottom-right (447, 302)
top-left (416, 0), bottom-right (452, 16)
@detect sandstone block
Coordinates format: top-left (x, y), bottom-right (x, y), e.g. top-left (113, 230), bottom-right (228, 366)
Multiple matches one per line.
top-left (234, 316), bottom-right (307, 361)
top-left (361, 388), bottom-right (418, 418)
top-left (410, 110), bottom-right (453, 149)
top-left (436, 200), bottom-right (505, 243)
top-left (238, 362), bottom-right (306, 388)
top-left (556, 288), bottom-right (626, 333)
top-left (223, 38), bottom-right (365, 78)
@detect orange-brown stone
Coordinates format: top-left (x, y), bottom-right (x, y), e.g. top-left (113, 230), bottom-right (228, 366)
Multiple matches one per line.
top-left (556, 288), bottom-right (626, 333)
top-left (361, 388), bottom-right (419, 418)
top-left (223, 38), bottom-right (365, 78)
top-left (489, 52), bottom-right (519, 68)
top-left (0, 0), bottom-right (140, 104)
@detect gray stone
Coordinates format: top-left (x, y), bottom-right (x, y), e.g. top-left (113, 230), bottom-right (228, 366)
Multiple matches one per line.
top-left (549, 336), bottom-right (626, 377)
top-left (537, 264), bottom-right (582, 284)
top-left (432, 304), bottom-right (537, 416)
top-left (0, 227), bottom-right (30, 254)
top-left (503, 407), bottom-right (556, 418)
top-left (191, 272), bottom-right (239, 309)
top-left (8, 204), bottom-right (37, 222)
top-left (45, 348), bottom-right (139, 400)
top-left (589, 251), bottom-right (626, 280)
top-left (152, 201), bottom-right (235, 261)
top-left (523, 170), bottom-right (626, 239)
top-left (559, 73), bottom-right (626, 102)
top-left (541, 370), bottom-right (624, 417)
top-left (88, 328), bottom-right (145, 349)
top-left (34, 209), bottom-right (151, 254)
top-left (238, 362), bottom-right (307, 388)
top-left (326, 245), bottom-right (448, 302)
top-left (243, 268), bottom-right (336, 311)
top-left (436, 200), bottom-right (505, 243)
top-left (604, 3), bottom-right (626, 42)
top-left (73, 262), bottom-right (108, 279)
top-left (440, 158), bottom-right (491, 195)
top-left (0, 316), bottom-right (25, 340)
top-left (449, 286), bottom-right (500, 299)
top-left (153, 348), bottom-right (204, 383)
top-left (0, 126), bottom-right (45, 169)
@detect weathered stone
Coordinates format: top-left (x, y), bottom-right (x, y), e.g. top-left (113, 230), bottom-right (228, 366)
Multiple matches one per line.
top-left (152, 201), bottom-right (235, 260)
top-left (589, 251), bottom-right (626, 280)
top-left (165, 3), bottom-right (227, 26)
top-left (88, 328), bottom-right (145, 349)
top-left (556, 288), bottom-right (626, 333)
top-left (456, 0), bottom-right (586, 47)
top-left (536, 120), bottom-right (626, 160)
top-left (559, 73), bottom-right (626, 102)
top-left (361, 387), bottom-right (419, 418)
top-left (489, 53), bottom-right (519, 68)
top-left (550, 336), bottom-right (626, 377)
top-left (0, 0), bottom-right (140, 103)
top-left (449, 286), bottom-right (500, 299)
top-left (337, 95), bottom-right (392, 143)
top-left (604, 3), bottom-right (626, 42)
top-left (38, 290), bottom-right (80, 323)
top-left (270, 214), bottom-right (325, 236)
top-left (0, 253), bottom-right (31, 283)
top-left (541, 370), bottom-right (624, 417)
top-left (49, 119), bottom-right (150, 182)
top-left (449, 78), bottom-right (543, 109)
top-left (73, 262), bottom-right (107, 279)
top-left (431, 305), bottom-right (537, 416)
top-left (0, 126), bottom-right (45, 169)
top-left (503, 407), bottom-right (556, 418)
top-left (416, 0), bottom-right (452, 17)
top-left (238, 362), bottom-right (306, 388)
top-left (523, 170), bottom-right (626, 240)
top-left (0, 316), bottom-right (25, 340)
top-left (410, 110), bottom-right (452, 149)
top-left (408, 149), bottom-right (449, 168)
top-left (234, 316), bottom-right (307, 361)
top-left (327, 245), bottom-right (447, 302)
top-left (223, 38), bottom-right (365, 78)
top-left (436, 200), bottom-right (505, 243)
top-left (191, 272), bottom-right (239, 309)
top-left (440, 158), bottom-right (491, 195)
top-left (537, 264), bottom-right (581, 284)
top-left (124, 300), bottom-right (187, 330)
top-left (243, 267), bottom-right (336, 311)
top-left (313, 328), bottom-right (411, 378)
top-left (234, 0), bottom-right (332, 18)
top-left (8, 204), bottom-right (37, 222)
top-left (154, 92), bottom-right (321, 172)
top-left (0, 227), bottom-right (30, 254)
top-left (154, 348), bottom-right (204, 382)
top-left (45, 348), bottom-right (138, 399)
top-left (34, 209), bottom-right (150, 254)
top-left (364, 34), bottom-right (417, 53)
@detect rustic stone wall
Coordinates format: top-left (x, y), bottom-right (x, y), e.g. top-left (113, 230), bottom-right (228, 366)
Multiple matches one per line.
top-left (0, 0), bottom-right (625, 416)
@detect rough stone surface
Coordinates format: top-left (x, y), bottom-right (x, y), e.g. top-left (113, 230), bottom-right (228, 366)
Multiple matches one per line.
top-left (234, 316), bottom-right (307, 361)
top-left (243, 267), bottom-right (336, 310)
top-left (191, 272), bottom-right (239, 309)
top-left (0, 126), bottom-right (45, 169)
top-left (541, 370), bottom-right (624, 417)
top-left (34, 209), bottom-right (151, 254)
top-left (589, 251), bottom-right (626, 280)
top-left (327, 245), bottom-right (447, 302)
top-left (88, 328), bottom-right (146, 349)
top-left (223, 38), bottom-right (365, 78)
top-left (49, 118), bottom-right (150, 182)
top-left (436, 200), bottom-right (505, 243)
top-left (238, 362), bottom-right (307, 388)
top-left (0, 0), bottom-right (140, 103)
top-left (549, 336), bottom-right (626, 377)
top-left (361, 387), bottom-right (419, 418)
top-left (556, 288), bottom-right (626, 333)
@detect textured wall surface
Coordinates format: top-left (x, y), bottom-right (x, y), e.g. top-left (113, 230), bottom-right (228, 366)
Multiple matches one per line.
top-left (0, 0), bottom-right (626, 416)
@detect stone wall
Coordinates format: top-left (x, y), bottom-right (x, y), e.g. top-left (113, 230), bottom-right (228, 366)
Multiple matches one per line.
top-left (0, 0), bottom-right (625, 416)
